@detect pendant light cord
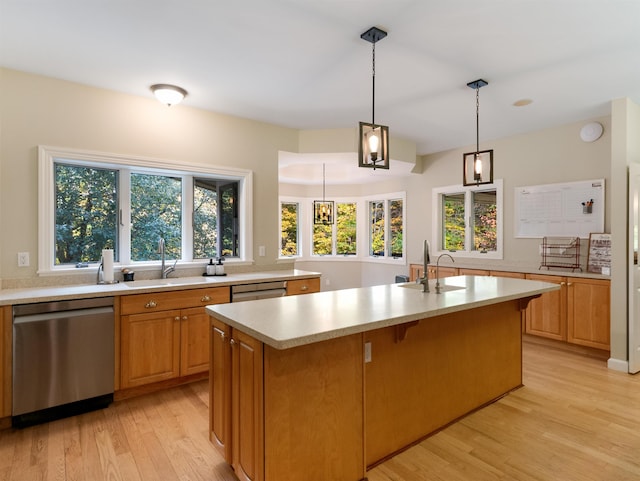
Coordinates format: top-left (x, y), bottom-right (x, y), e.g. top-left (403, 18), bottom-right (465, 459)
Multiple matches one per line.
top-left (371, 41), bottom-right (376, 127)
top-left (476, 86), bottom-right (480, 154)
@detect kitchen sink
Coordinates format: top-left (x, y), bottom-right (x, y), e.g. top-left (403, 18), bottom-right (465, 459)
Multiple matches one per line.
top-left (398, 282), bottom-right (466, 293)
top-left (123, 276), bottom-right (208, 288)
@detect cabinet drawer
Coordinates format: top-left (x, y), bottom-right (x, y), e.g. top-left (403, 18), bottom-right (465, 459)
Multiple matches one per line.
top-left (286, 278), bottom-right (320, 296)
top-left (121, 286), bottom-right (230, 315)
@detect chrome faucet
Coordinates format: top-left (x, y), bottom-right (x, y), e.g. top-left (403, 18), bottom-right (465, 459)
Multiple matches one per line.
top-left (159, 237), bottom-right (177, 279)
top-left (435, 254), bottom-right (455, 294)
top-left (418, 239), bottom-right (430, 292)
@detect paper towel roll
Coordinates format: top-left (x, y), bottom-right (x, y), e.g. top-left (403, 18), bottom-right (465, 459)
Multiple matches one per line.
top-left (102, 249), bottom-right (114, 283)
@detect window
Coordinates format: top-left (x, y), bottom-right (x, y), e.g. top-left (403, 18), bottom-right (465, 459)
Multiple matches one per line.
top-left (39, 146), bottom-right (253, 273)
top-left (278, 192), bottom-right (404, 262)
top-left (280, 202), bottom-right (299, 257)
top-left (433, 180), bottom-right (502, 258)
top-left (368, 198), bottom-right (404, 258)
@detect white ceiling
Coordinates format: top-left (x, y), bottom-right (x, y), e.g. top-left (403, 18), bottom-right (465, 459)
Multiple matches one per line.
top-left (2, 0), bottom-right (640, 184)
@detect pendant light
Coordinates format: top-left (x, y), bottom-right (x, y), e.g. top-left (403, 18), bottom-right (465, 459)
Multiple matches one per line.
top-left (313, 164), bottom-right (335, 225)
top-left (358, 26), bottom-right (389, 170)
top-left (463, 79), bottom-right (493, 186)
top-left (150, 84), bottom-right (188, 106)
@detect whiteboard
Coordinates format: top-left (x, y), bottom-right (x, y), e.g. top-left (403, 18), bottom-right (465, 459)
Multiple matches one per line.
top-left (514, 179), bottom-right (604, 238)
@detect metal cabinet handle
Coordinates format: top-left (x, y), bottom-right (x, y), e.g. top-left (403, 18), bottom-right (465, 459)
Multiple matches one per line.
top-left (145, 300), bottom-right (157, 308)
top-left (182, 315), bottom-right (188, 320)
top-left (300, 285), bottom-right (308, 291)
top-left (567, 282), bottom-right (573, 286)
top-left (201, 295), bottom-right (211, 302)
top-left (230, 338), bottom-right (236, 346)
top-left (174, 316), bottom-right (181, 321)
top-left (560, 282), bottom-right (566, 286)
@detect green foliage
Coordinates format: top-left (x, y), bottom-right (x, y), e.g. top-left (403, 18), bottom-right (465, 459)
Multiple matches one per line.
top-left (280, 202), bottom-right (298, 256)
top-left (389, 199), bottom-right (403, 257)
top-left (474, 199), bottom-right (497, 251)
top-left (55, 163), bottom-right (117, 264)
top-left (443, 194), bottom-right (465, 251)
top-left (370, 201), bottom-right (385, 256)
top-left (131, 173), bottom-right (182, 261)
top-left (193, 183), bottom-right (218, 259)
top-left (336, 203), bottom-right (357, 255)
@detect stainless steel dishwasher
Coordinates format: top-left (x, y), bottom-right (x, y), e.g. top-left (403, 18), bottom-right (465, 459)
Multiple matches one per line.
top-left (231, 280), bottom-right (287, 302)
top-left (12, 297), bottom-right (115, 427)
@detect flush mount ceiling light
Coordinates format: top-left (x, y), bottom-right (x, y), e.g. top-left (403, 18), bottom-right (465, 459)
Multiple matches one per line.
top-left (463, 79), bottom-right (494, 186)
top-left (313, 163), bottom-right (335, 225)
top-left (150, 84), bottom-right (188, 106)
top-left (358, 26), bottom-right (389, 170)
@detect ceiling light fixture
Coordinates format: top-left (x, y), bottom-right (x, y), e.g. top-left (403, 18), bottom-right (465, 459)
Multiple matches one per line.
top-left (358, 26), bottom-right (389, 170)
top-left (150, 84), bottom-right (188, 106)
top-left (313, 163), bottom-right (335, 225)
top-left (463, 79), bottom-right (493, 186)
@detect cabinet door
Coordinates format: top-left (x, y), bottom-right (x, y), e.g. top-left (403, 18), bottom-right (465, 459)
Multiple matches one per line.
top-left (427, 266), bottom-right (457, 279)
top-left (525, 274), bottom-right (567, 341)
top-left (121, 310), bottom-right (181, 388)
top-left (458, 268), bottom-right (490, 276)
top-left (567, 278), bottom-right (610, 350)
top-left (1, 306), bottom-right (10, 417)
top-left (286, 278), bottom-right (320, 295)
top-left (210, 318), bottom-right (232, 462)
top-left (490, 271), bottom-right (526, 279)
top-left (180, 307), bottom-right (210, 376)
top-left (409, 264), bottom-right (423, 282)
top-left (231, 329), bottom-right (264, 481)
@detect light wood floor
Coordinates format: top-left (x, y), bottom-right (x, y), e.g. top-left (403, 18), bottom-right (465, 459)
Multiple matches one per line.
top-left (0, 336), bottom-right (638, 481)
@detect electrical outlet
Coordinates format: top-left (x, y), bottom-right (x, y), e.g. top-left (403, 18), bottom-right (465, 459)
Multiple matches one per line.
top-left (364, 342), bottom-right (372, 363)
top-left (259, 245), bottom-right (266, 257)
top-left (18, 252), bottom-right (30, 267)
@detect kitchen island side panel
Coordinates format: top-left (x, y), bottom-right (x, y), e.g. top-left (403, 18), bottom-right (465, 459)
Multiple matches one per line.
top-left (263, 333), bottom-right (365, 481)
top-left (365, 300), bottom-right (523, 466)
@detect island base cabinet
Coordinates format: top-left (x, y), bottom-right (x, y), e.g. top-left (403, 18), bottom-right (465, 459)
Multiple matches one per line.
top-left (263, 334), bottom-right (364, 481)
top-left (365, 300), bottom-right (523, 466)
top-left (210, 320), bottom-right (365, 481)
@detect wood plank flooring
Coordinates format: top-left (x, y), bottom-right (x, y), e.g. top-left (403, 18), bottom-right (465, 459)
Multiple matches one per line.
top-left (0, 336), bottom-right (638, 481)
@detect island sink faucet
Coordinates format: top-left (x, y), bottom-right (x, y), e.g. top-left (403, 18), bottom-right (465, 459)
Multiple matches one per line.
top-left (435, 254), bottom-right (455, 294)
top-left (158, 237), bottom-right (177, 279)
top-left (418, 239), bottom-right (431, 292)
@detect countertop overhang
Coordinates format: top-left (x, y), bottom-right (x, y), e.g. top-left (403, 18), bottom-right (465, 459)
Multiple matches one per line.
top-left (207, 275), bottom-right (559, 350)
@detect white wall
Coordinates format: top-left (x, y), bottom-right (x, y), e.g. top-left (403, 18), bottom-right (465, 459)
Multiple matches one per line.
top-left (0, 68), bottom-right (299, 286)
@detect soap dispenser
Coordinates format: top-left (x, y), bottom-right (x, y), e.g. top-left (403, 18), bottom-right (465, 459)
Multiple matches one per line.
top-left (206, 258), bottom-right (216, 276)
top-left (215, 257), bottom-right (225, 275)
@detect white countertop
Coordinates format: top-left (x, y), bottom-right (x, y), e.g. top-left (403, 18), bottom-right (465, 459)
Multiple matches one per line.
top-left (206, 275), bottom-right (559, 350)
top-left (0, 270), bottom-right (320, 306)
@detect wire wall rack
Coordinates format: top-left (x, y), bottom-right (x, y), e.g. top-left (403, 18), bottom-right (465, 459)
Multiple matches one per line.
top-left (539, 236), bottom-right (581, 271)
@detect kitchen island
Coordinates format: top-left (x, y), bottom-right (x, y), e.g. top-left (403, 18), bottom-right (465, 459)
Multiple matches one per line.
top-left (206, 276), bottom-right (559, 481)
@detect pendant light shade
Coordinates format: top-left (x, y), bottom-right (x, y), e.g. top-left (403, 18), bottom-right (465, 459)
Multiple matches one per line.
top-left (358, 26), bottom-right (389, 170)
top-left (463, 79), bottom-right (493, 186)
top-left (150, 84), bottom-right (188, 106)
top-left (313, 164), bottom-right (335, 225)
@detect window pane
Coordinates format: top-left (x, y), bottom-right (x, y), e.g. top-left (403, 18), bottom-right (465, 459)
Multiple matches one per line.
top-left (220, 182), bottom-right (239, 257)
top-left (193, 179), bottom-right (218, 259)
top-left (54, 163), bottom-right (118, 265)
top-left (442, 193), bottom-right (465, 251)
top-left (370, 201), bottom-right (385, 256)
top-left (389, 199), bottom-right (403, 257)
top-left (313, 223), bottom-right (332, 255)
top-left (336, 203), bottom-right (357, 255)
top-left (473, 190), bottom-right (497, 252)
top-left (131, 173), bottom-right (182, 261)
top-left (281, 202), bottom-right (299, 256)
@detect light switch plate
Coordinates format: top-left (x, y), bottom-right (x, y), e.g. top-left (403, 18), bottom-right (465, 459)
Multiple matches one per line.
top-left (364, 342), bottom-right (372, 363)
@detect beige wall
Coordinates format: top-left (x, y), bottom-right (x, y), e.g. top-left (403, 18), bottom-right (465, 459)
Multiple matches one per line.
top-left (0, 68), bottom-right (299, 283)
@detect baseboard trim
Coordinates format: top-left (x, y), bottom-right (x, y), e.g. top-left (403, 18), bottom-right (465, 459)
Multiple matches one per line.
top-left (607, 357), bottom-right (629, 372)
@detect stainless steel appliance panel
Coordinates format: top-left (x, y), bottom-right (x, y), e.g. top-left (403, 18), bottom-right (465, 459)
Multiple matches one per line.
top-left (231, 281), bottom-right (287, 302)
top-left (13, 298), bottom-right (114, 416)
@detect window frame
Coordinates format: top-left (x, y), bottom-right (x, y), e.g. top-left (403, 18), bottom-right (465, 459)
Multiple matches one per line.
top-left (38, 145), bottom-right (253, 275)
top-left (431, 179), bottom-right (503, 259)
top-left (278, 191), bottom-right (406, 264)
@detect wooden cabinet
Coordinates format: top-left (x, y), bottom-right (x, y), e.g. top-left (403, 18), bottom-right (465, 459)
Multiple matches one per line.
top-left (524, 274), bottom-right (567, 341)
top-left (458, 268), bottom-right (490, 276)
top-left (409, 264), bottom-right (424, 282)
top-left (121, 287), bottom-right (230, 389)
top-left (490, 271), bottom-right (526, 279)
top-left (210, 320), bottom-right (264, 481)
top-left (567, 277), bottom-right (610, 350)
top-left (409, 264), bottom-right (458, 282)
top-left (286, 277), bottom-right (320, 296)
